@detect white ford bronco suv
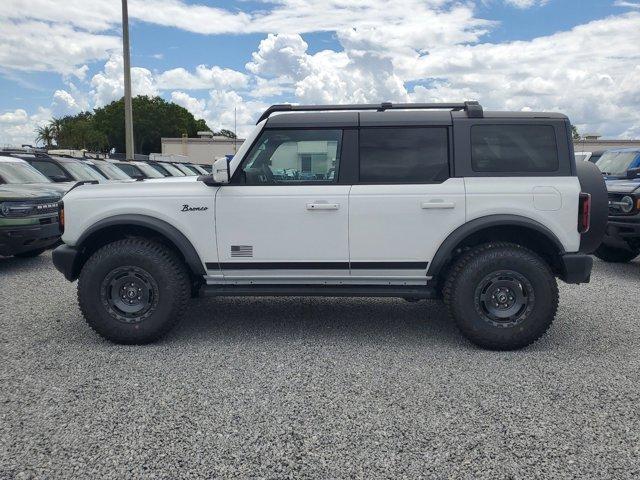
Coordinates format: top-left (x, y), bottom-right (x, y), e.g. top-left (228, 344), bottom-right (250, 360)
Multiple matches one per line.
top-left (52, 102), bottom-right (607, 350)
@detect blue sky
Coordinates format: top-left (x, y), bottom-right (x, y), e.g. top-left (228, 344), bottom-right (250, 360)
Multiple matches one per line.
top-left (1, 0), bottom-right (639, 145)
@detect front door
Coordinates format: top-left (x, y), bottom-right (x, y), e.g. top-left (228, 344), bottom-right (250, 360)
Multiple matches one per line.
top-left (348, 126), bottom-right (466, 281)
top-left (215, 128), bottom-right (350, 282)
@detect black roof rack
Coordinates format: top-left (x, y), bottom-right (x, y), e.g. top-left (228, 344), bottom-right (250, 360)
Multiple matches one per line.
top-left (256, 101), bottom-right (483, 124)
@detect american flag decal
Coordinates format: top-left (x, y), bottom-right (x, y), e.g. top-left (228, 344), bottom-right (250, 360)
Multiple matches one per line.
top-left (231, 245), bottom-right (253, 257)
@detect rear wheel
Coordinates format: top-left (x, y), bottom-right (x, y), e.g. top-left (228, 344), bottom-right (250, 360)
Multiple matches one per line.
top-left (78, 238), bottom-right (190, 344)
top-left (443, 242), bottom-right (558, 350)
top-left (594, 244), bottom-right (639, 263)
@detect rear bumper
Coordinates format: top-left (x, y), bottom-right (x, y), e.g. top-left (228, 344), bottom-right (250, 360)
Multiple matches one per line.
top-left (559, 253), bottom-right (593, 284)
top-left (52, 244), bottom-right (81, 281)
top-left (0, 222), bottom-right (60, 257)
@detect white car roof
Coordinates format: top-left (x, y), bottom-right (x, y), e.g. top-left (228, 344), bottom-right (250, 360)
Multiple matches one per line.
top-left (0, 155), bottom-right (28, 163)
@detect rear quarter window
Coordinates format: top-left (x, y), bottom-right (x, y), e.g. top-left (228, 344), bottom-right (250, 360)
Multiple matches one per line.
top-left (471, 124), bottom-right (558, 173)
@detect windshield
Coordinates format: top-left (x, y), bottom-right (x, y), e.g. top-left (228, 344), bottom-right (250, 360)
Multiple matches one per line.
top-left (174, 163), bottom-right (197, 175)
top-left (92, 161), bottom-right (131, 180)
top-left (0, 161), bottom-right (52, 184)
top-left (596, 151), bottom-right (639, 176)
top-left (133, 162), bottom-right (165, 178)
top-left (159, 163), bottom-right (185, 176)
top-left (63, 160), bottom-right (107, 181)
top-left (190, 164), bottom-right (209, 174)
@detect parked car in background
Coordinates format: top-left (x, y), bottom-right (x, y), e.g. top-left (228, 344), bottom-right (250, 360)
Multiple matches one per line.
top-left (170, 162), bottom-right (198, 175)
top-left (575, 149), bottom-right (606, 163)
top-left (187, 164), bottom-right (209, 175)
top-left (595, 149), bottom-right (640, 180)
top-left (110, 160), bottom-right (165, 180)
top-left (594, 148), bottom-right (640, 263)
top-left (144, 160), bottom-right (186, 177)
top-left (84, 159), bottom-right (133, 181)
top-left (24, 155), bottom-right (107, 183)
top-left (0, 185), bottom-right (62, 258)
top-left (0, 156), bottom-right (73, 194)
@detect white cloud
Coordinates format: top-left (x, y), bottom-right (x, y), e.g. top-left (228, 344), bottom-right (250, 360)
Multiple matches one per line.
top-left (247, 34), bottom-right (408, 104)
top-left (0, 109), bottom-right (29, 124)
top-left (614, 1), bottom-right (640, 8)
top-left (52, 89), bottom-right (84, 116)
top-left (170, 91), bottom-right (207, 119)
top-left (0, 107), bottom-right (51, 147)
top-left (0, 20), bottom-right (119, 75)
top-left (90, 54), bottom-right (158, 107)
top-left (157, 65), bottom-right (247, 90)
top-left (170, 90), bottom-right (267, 137)
top-left (503, 0), bottom-right (548, 8)
top-left (404, 13), bottom-right (640, 138)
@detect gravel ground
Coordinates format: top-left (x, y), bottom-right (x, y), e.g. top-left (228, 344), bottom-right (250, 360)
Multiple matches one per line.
top-left (1, 251), bottom-right (639, 479)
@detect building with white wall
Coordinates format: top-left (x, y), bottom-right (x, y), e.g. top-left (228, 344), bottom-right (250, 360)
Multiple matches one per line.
top-left (161, 132), bottom-right (245, 165)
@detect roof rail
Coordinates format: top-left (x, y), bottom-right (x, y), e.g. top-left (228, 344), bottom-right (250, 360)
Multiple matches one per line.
top-left (256, 101), bottom-right (483, 124)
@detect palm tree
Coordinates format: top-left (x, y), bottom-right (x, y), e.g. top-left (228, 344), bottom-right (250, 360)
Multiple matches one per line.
top-left (49, 117), bottom-right (64, 145)
top-left (35, 125), bottom-right (54, 148)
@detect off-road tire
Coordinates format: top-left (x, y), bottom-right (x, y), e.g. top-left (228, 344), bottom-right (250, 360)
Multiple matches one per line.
top-left (594, 244), bottom-right (639, 263)
top-left (443, 242), bottom-right (558, 350)
top-left (14, 248), bottom-right (46, 258)
top-left (78, 238), bottom-right (190, 344)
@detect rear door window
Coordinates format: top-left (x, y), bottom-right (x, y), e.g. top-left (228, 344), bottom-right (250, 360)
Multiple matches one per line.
top-left (471, 125), bottom-right (558, 173)
top-left (358, 127), bottom-right (449, 183)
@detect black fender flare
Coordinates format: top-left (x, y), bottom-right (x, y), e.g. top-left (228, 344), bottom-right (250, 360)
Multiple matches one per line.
top-left (77, 214), bottom-right (206, 276)
top-left (427, 214), bottom-right (566, 277)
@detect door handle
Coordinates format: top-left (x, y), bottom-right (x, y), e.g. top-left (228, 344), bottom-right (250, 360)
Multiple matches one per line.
top-left (306, 203), bottom-right (340, 210)
top-left (421, 201), bottom-right (455, 209)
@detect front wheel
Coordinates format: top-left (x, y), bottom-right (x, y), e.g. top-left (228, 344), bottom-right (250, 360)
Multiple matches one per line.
top-left (443, 242), bottom-right (558, 351)
top-left (594, 244), bottom-right (639, 263)
top-left (78, 238), bottom-right (190, 344)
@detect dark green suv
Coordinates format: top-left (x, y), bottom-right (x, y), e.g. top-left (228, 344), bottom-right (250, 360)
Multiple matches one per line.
top-left (0, 185), bottom-right (62, 258)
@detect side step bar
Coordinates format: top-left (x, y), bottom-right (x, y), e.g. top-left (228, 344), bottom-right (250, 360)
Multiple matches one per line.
top-left (201, 284), bottom-right (439, 299)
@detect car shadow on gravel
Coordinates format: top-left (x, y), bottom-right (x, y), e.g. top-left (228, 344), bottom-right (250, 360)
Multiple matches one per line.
top-left (0, 253), bottom-right (52, 275)
top-left (165, 296), bottom-right (468, 349)
top-left (592, 257), bottom-right (640, 278)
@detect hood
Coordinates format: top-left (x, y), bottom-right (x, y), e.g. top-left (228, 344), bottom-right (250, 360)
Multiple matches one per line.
top-left (0, 184), bottom-right (63, 201)
top-left (26, 182), bottom-right (76, 194)
top-left (605, 178), bottom-right (640, 194)
top-left (143, 176), bottom-right (201, 183)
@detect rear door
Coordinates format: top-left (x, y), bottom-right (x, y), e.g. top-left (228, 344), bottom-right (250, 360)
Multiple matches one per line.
top-left (215, 127), bottom-right (352, 281)
top-left (348, 113), bottom-right (466, 281)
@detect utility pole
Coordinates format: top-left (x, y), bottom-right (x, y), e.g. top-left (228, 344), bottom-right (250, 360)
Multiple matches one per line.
top-left (121, 0), bottom-right (135, 160)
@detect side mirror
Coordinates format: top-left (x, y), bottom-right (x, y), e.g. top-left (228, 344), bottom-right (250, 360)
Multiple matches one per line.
top-left (626, 167), bottom-right (640, 179)
top-left (212, 156), bottom-right (230, 184)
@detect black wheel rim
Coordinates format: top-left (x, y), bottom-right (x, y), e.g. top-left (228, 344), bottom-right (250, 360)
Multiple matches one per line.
top-left (474, 270), bottom-right (534, 327)
top-left (100, 266), bottom-right (159, 323)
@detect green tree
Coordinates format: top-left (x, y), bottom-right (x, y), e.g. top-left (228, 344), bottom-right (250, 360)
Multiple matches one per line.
top-left (92, 96), bottom-right (212, 154)
top-left (571, 125), bottom-right (581, 141)
top-left (50, 96), bottom-right (211, 154)
top-left (35, 125), bottom-right (54, 148)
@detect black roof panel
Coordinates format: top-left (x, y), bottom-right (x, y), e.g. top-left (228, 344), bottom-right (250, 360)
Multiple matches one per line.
top-left (265, 112), bottom-right (358, 128)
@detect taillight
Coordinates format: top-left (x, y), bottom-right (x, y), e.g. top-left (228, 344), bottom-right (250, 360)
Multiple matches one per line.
top-left (58, 201), bottom-right (65, 234)
top-left (578, 193), bottom-right (590, 234)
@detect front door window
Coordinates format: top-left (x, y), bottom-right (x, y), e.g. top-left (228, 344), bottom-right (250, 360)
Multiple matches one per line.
top-left (236, 129), bottom-right (342, 184)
